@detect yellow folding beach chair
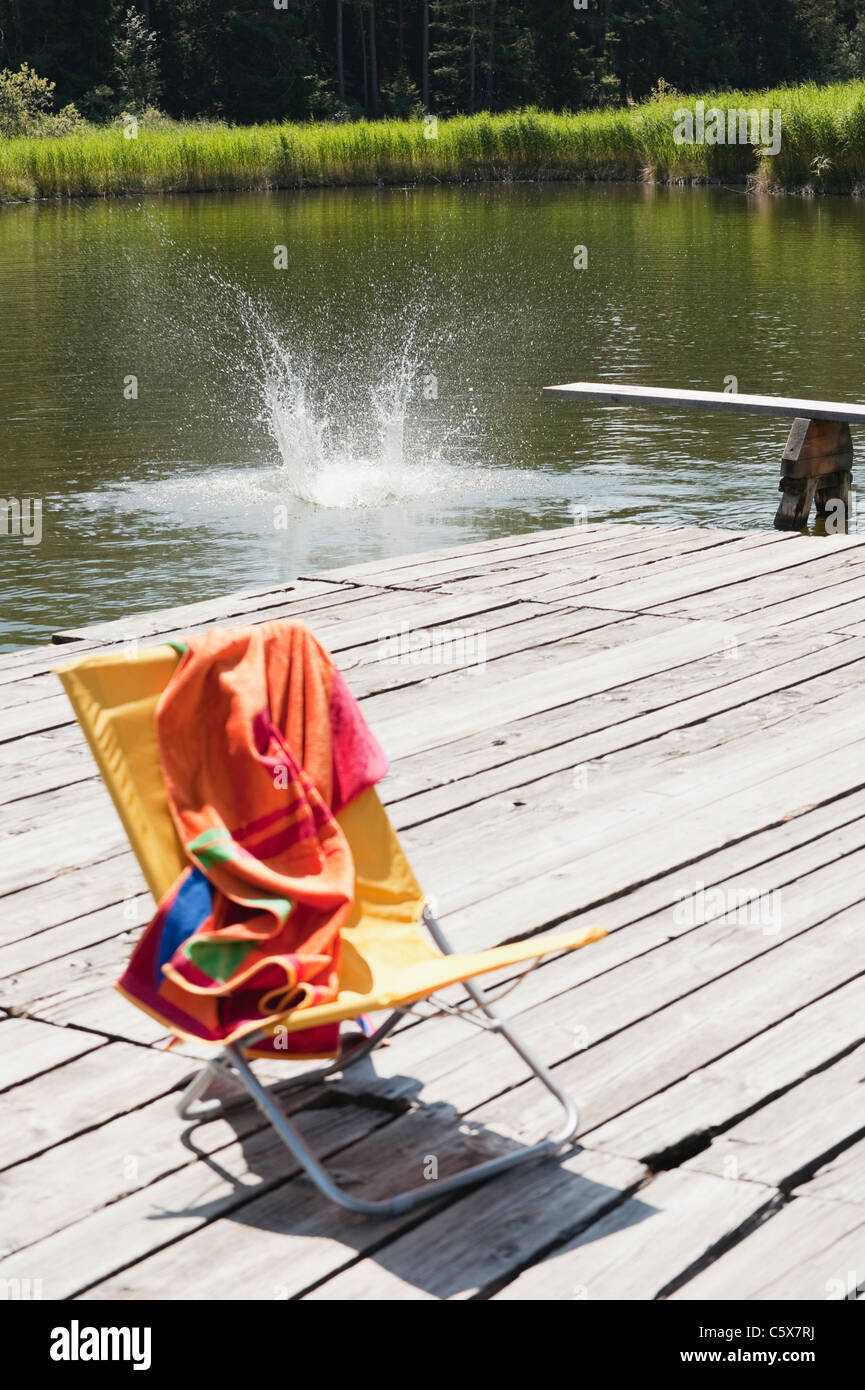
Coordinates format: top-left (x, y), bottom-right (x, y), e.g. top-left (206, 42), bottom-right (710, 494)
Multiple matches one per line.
top-left (57, 641), bottom-right (604, 1217)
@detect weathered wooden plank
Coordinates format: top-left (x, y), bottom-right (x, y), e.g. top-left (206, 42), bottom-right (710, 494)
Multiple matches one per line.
top-left (389, 634), bottom-right (865, 830)
top-left (586, 975), bottom-right (865, 1162)
top-left (452, 786), bottom-right (865, 989)
top-left (0, 589), bottom-right (559, 715)
top-left (334, 891), bottom-right (865, 1162)
top-left (793, 1132), bottom-right (865, 1206)
top-left (367, 614), bottom-right (734, 761)
top-left (427, 531), bottom-right (793, 601)
top-left (49, 578), bottom-right (354, 645)
top-left (670, 1195), bottom-right (865, 1300)
top-left (548, 537), bottom-right (855, 608)
top-left (777, 589), bottom-right (865, 636)
top-left (74, 1106), bottom-right (454, 1300)
top-left (0, 891), bottom-right (150, 978)
top-left (0, 581), bottom-right (371, 684)
top-left (377, 790), bottom-right (865, 1067)
top-left (0, 725), bottom-right (96, 807)
top-left (335, 527), bottom-right (688, 587)
top-left (403, 687), bottom-right (865, 944)
top-left (303, 1147), bottom-right (646, 1301)
top-left (283, 590), bottom-right (557, 659)
top-left (0, 1017), bottom-right (104, 1091)
top-left (343, 605), bottom-right (640, 701)
top-left (383, 609), bottom-right (861, 804)
top-left (0, 1098), bottom-right (388, 1297)
top-left (0, 578), bottom-right (420, 690)
top-left (0, 696), bottom-right (82, 745)
top-left (2, 925), bottom-right (147, 1016)
top-left (532, 911), bottom-right (865, 1148)
top-left (0, 1086), bottom-right (274, 1257)
top-left (0, 850), bottom-right (140, 950)
top-left (304, 521), bottom-right (645, 583)
top-left (491, 1168), bottom-right (774, 1300)
top-left (0, 1041), bottom-right (192, 1169)
top-left (684, 1047), bottom-right (865, 1191)
top-left (399, 682), bottom-right (865, 920)
top-left (563, 535), bottom-right (865, 614)
top-left (653, 542), bottom-right (865, 623)
top-left (357, 528), bottom-right (773, 595)
top-left (0, 781), bottom-right (130, 896)
top-left (82, 1104), bottom-right (643, 1301)
top-left (0, 594), bottom-right (612, 742)
top-left (324, 879), bottom-right (865, 1169)
top-left (27, 987), bottom-right (175, 1048)
top-left (0, 641), bottom-right (72, 676)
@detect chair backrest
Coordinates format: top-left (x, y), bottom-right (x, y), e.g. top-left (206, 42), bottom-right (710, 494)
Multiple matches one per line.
top-left (58, 645), bottom-right (186, 899)
top-left (56, 645), bottom-right (429, 971)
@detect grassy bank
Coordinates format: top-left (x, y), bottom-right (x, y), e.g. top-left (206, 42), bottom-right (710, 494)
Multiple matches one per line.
top-left (3, 81), bottom-right (865, 202)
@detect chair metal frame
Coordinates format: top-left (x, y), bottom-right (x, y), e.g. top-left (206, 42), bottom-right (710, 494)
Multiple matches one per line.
top-left (177, 908), bottom-right (580, 1217)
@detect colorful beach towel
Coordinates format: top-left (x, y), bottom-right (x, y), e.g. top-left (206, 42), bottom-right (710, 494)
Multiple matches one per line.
top-left (116, 621), bottom-right (388, 1056)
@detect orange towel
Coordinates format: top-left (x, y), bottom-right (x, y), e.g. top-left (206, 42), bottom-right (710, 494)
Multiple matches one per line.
top-left (116, 621), bottom-right (388, 1055)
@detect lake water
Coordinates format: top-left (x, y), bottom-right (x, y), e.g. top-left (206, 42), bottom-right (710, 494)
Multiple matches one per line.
top-left (3, 182), bottom-right (865, 650)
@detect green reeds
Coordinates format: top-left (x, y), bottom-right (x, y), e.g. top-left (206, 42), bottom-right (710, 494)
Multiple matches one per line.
top-left (2, 82), bottom-right (865, 203)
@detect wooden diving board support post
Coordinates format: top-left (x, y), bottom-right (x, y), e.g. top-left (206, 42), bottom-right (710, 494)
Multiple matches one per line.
top-left (542, 382), bottom-right (862, 531)
top-left (776, 418), bottom-right (852, 531)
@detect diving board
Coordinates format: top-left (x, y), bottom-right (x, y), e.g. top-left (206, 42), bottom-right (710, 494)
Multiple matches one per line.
top-left (543, 381), bottom-right (861, 530)
top-left (542, 382), bottom-right (865, 423)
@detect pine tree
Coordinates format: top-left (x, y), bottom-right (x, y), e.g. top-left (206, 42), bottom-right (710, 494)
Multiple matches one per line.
top-left (113, 6), bottom-right (162, 112)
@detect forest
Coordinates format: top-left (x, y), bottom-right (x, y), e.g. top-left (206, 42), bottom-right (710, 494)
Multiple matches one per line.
top-left (1, 1), bottom-right (864, 127)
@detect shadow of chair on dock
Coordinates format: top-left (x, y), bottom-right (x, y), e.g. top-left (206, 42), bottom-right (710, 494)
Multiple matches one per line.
top-left (150, 1054), bottom-right (659, 1300)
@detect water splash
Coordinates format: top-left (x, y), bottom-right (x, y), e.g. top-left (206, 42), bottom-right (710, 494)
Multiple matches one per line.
top-left (185, 265), bottom-right (450, 509)
top-left (118, 236), bottom-right (493, 510)
top-left (258, 323), bottom-right (421, 508)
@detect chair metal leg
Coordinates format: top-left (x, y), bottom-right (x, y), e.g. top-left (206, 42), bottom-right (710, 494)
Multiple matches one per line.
top-left (177, 908), bottom-right (582, 1217)
top-left (222, 1039), bottom-right (573, 1218)
top-left (422, 906), bottom-right (580, 1146)
top-left (176, 1011), bottom-right (403, 1122)
top-left (176, 1055), bottom-right (237, 1120)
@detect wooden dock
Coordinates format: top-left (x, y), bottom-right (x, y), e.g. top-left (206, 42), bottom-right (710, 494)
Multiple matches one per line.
top-left (2, 520), bottom-right (865, 1301)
